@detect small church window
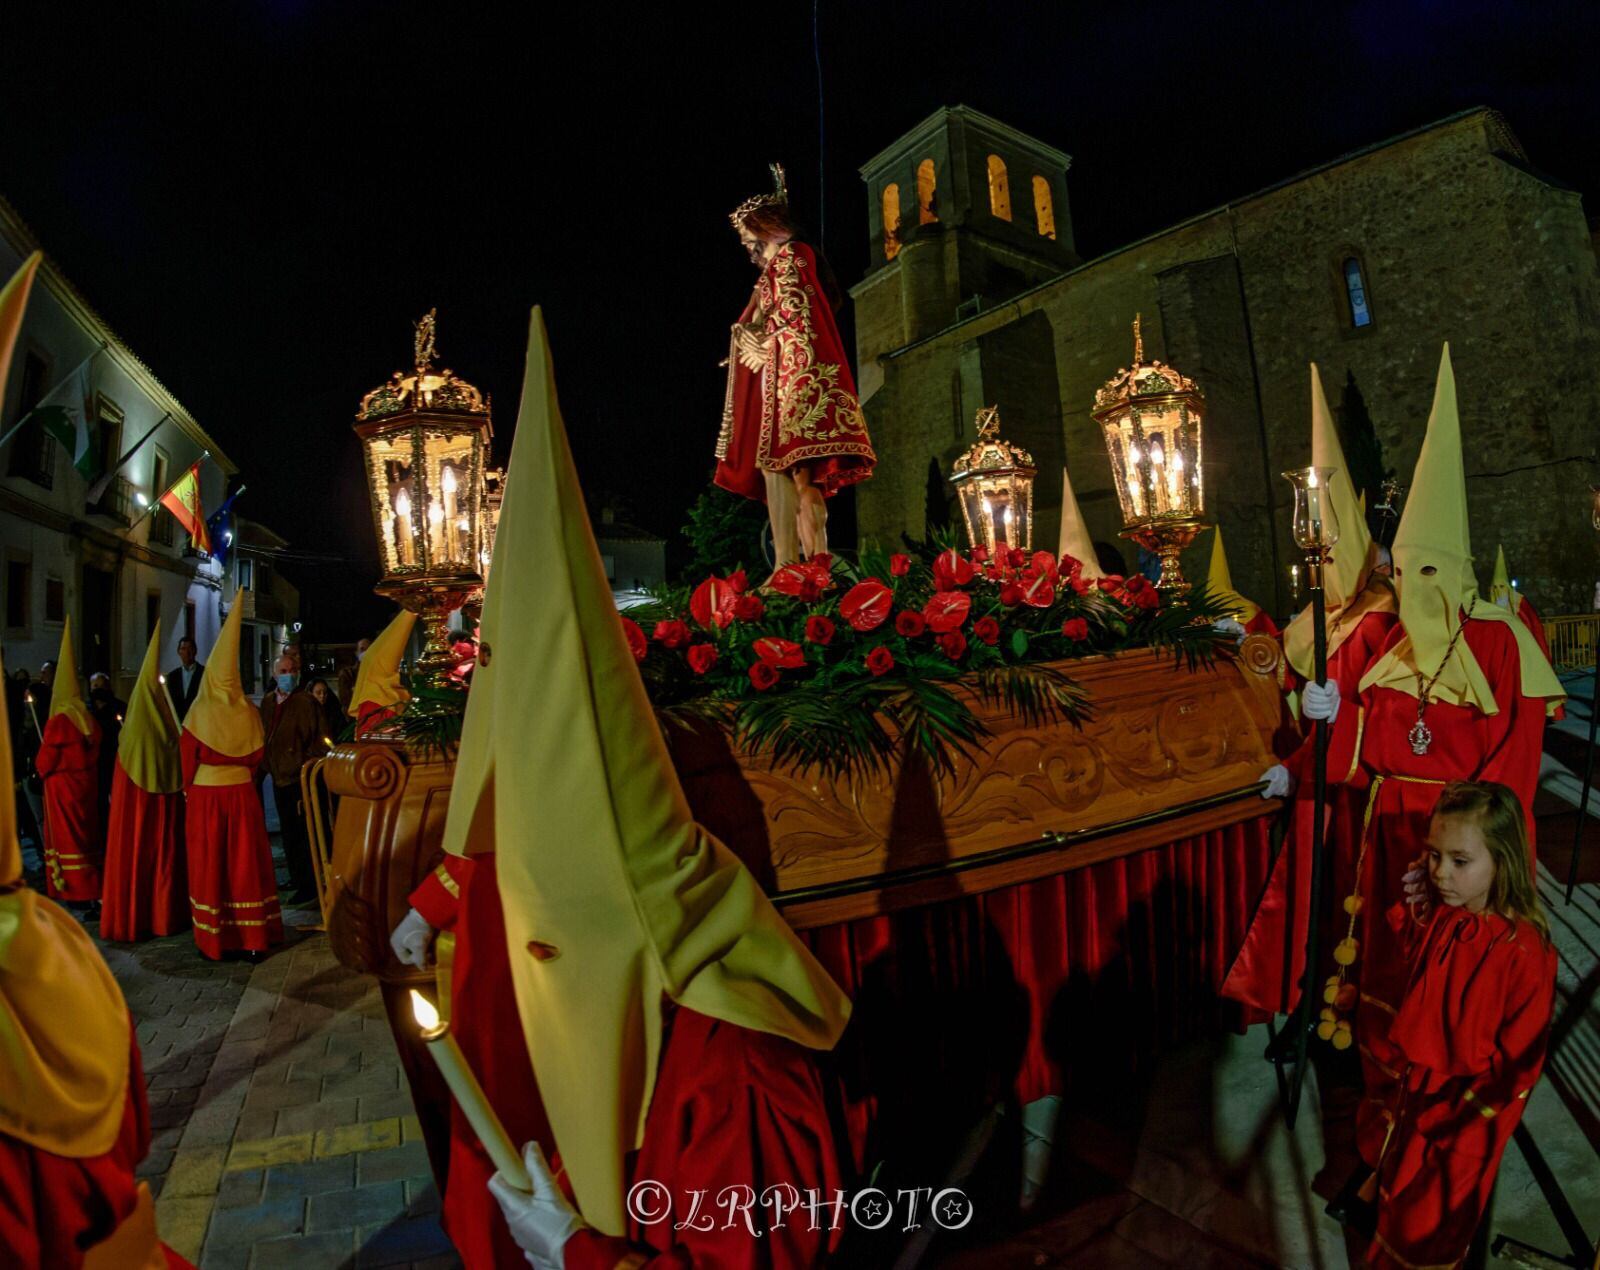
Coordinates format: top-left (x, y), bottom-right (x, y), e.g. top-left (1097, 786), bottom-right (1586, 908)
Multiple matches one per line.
top-left (882, 183), bottom-right (902, 260)
top-left (1344, 257), bottom-right (1373, 328)
top-left (986, 155), bottom-right (1011, 222)
top-left (1032, 176), bottom-right (1056, 240)
top-left (917, 159), bottom-right (938, 224)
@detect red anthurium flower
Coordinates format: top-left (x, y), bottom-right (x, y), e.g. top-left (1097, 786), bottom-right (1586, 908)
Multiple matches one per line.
top-left (727, 569), bottom-right (749, 594)
top-left (1061, 617), bottom-right (1090, 641)
top-left (1019, 567), bottom-right (1056, 609)
top-left (804, 615), bottom-right (836, 645)
top-left (840, 578), bottom-right (894, 631)
top-left (889, 553), bottom-right (912, 577)
top-left (923, 591), bottom-right (972, 633)
top-left (973, 616), bottom-right (1000, 645)
top-left (621, 617), bottom-right (648, 662)
top-left (748, 661), bottom-right (780, 691)
top-left (734, 593), bottom-right (765, 622)
top-left (653, 619), bottom-right (691, 649)
top-left (932, 549), bottom-right (975, 590)
top-left (690, 576), bottom-right (738, 628)
top-left (865, 646), bottom-right (895, 676)
top-left (895, 610), bottom-right (926, 638)
top-left (687, 643), bottom-right (719, 674)
top-left (937, 631), bottom-right (968, 660)
top-left (1029, 550), bottom-right (1058, 578)
top-left (753, 637), bottom-right (806, 669)
top-left (999, 582), bottom-right (1024, 607)
top-left (768, 564), bottom-right (822, 602)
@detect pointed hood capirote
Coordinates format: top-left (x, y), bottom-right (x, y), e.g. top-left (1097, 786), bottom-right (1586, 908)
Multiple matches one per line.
top-left (1206, 526), bottom-right (1260, 623)
top-left (48, 617), bottom-right (93, 738)
top-left (346, 608), bottom-right (416, 720)
top-left (182, 598), bottom-right (264, 757)
top-left (1489, 544), bottom-right (1522, 613)
top-left (1056, 466), bottom-right (1106, 580)
top-left (1283, 362), bottom-right (1396, 680)
top-left (1360, 345), bottom-right (1562, 711)
top-left (441, 308), bottom-right (850, 1236)
top-left (120, 622), bottom-right (181, 794)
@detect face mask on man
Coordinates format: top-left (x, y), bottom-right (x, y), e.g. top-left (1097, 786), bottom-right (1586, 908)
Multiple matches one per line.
top-left (275, 673), bottom-right (296, 694)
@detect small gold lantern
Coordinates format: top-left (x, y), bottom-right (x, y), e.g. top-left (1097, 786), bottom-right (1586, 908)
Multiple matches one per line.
top-left (951, 405), bottom-right (1037, 553)
top-left (1092, 315), bottom-right (1208, 590)
top-left (354, 309), bottom-right (492, 685)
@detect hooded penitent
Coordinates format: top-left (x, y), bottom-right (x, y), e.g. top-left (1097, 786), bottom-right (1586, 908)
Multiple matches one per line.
top-left (346, 608), bottom-right (416, 720)
top-left (1489, 544), bottom-right (1521, 613)
top-left (1360, 345), bottom-right (1562, 711)
top-left (182, 598), bottom-right (263, 759)
top-left (441, 308), bottom-right (851, 1236)
top-left (1056, 466), bottom-right (1106, 581)
top-left (48, 617), bottom-right (93, 738)
top-left (119, 625), bottom-right (181, 795)
top-left (1205, 526), bottom-right (1260, 623)
top-left (1283, 362), bottom-right (1396, 680)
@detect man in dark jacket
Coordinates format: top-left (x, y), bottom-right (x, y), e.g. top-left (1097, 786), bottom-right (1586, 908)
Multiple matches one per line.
top-left (259, 654), bottom-right (326, 904)
top-left (166, 636), bottom-right (204, 721)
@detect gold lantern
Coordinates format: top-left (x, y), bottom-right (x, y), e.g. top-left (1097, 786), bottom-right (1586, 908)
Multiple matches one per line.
top-left (1092, 315), bottom-right (1207, 590)
top-left (354, 309), bottom-right (492, 686)
top-left (951, 405), bottom-right (1037, 553)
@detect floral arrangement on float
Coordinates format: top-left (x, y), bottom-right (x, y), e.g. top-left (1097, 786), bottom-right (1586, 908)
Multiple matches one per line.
top-left (625, 537), bottom-right (1230, 777)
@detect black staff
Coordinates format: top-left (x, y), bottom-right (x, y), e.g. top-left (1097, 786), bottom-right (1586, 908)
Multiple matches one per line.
top-left (1564, 483), bottom-right (1600, 904)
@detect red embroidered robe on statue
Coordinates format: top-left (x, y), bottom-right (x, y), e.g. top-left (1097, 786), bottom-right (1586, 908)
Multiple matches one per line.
top-left (0, 1028), bottom-right (193, 1269)
top-left (1315, 616), bottom-right (1546, 1167)
top-left (714, 241), bottom-right (874, 501)
top-left (36, 714), bottom-right (102, 901)
top-left (100, 764), bottom-right (187, 941)
top-left (181, 735), bottom-right (282, 959)
top-left (1222, 607), bottom-right (1398, 1014)
top-left (1369, 904), bottom-right (1556, 1270)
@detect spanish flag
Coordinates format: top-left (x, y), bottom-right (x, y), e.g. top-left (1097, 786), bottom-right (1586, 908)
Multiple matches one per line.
top-left (159, 462), bottom-right (210, 553)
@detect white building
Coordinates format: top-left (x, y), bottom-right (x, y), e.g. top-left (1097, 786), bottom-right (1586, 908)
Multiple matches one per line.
top-left (0, 197), bottom-right (237, 696)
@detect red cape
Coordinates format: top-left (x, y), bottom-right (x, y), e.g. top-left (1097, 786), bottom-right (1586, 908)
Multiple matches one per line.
top-left (37, 713), bottom-right (102, 901)
top-left (181, 734), bottom-right (282, 960)
top-left (100, 763), bottom-right (187, 942)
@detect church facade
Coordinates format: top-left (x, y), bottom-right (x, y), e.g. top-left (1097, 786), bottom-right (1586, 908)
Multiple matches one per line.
top-left (849, 105), bottom-right (1600, 615)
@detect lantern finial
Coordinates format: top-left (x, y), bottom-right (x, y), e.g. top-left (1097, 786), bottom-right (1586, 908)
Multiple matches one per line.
top-left (1132, 313), bottom-right (1143, 366)
top-left (414, 308), bottom-right (438, 375)
top-left (975, 404), bottom-right (1001, 440)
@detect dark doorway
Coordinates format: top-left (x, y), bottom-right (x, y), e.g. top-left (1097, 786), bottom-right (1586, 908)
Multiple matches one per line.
top-left (81, 565), bottom-right (115, 678)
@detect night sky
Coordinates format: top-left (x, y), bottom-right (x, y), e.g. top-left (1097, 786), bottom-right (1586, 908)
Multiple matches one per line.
top-left (2, 2), bottom-right (1595, 636)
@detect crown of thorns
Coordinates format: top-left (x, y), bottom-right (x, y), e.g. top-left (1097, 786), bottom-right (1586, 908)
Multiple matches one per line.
top-left (730, 162), bottom-right (788, 228)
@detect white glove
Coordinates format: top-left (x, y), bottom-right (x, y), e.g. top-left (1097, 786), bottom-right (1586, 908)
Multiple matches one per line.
top-left (1260, 764), bottom-right (1293, 800)
top-left (1213, 617), bottom-right (1247, 643)
top-left (388, 907), bottom-right (433, 968)
top-left (488, 1141), bottom-right (588, 1270)
top-left (1301, 681), bottom-right (1341, 724)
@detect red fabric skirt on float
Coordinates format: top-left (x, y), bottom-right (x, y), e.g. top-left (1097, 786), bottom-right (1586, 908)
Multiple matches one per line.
top-left (100, 764), bottom-right (188, 942)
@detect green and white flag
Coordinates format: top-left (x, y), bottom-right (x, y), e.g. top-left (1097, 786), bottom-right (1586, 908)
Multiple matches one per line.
top-left (33, 365), bottom-right (100, 481)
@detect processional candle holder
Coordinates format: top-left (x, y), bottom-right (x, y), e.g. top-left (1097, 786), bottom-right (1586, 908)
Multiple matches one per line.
top-left (354, 310), bottom-right (491, 690)
top-left (951, 406), bottom-right (1037, 554)
top-left (1093, 316), bottom-right (1207, 591)
top-left (1563, 482), bottom-right (1600, 904)
top-left (1278, 465), bottom-right (1341, 1126)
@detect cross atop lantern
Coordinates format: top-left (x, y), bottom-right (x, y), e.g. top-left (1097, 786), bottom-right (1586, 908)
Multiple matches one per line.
top-left (951, 405), bottom-right (1038, 553)
top-left (1092, 315), bottom-right (1208, 589)
top-left (354, 309), bottom-right (493, 685)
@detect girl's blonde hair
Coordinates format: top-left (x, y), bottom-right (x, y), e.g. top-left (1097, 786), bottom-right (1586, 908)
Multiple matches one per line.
top-left (1431, 780), bottom-right (1550, 944)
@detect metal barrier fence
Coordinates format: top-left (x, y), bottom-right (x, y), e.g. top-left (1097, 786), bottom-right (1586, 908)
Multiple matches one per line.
top-left (1547, 614), bottom-right (1598, 672)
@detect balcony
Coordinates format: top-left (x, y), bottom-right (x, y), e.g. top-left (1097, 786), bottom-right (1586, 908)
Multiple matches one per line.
top-left (87, 474), bottom-right (136, 526)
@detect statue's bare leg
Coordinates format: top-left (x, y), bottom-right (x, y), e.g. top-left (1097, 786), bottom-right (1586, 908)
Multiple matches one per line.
top-left (792, 466), bottom-right (827, 559)
top-left (763, 469), bottom-right (800, 572)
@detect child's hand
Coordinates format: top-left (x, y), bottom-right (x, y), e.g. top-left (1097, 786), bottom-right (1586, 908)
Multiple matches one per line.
top-left (1402, 856), bottom-right (1432, 915)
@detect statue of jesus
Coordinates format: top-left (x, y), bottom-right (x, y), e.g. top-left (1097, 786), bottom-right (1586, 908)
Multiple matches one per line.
top-left (715, 164), bottom-right (874, 575)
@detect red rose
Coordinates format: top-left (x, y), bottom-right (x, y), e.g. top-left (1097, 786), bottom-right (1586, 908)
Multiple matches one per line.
top-left (734, 593), bottom-right (765, 622)
top-left (804, 615), bottom-right (836, 645)
top-left (686, 643), bottom-right (718, 675)
top-left (1007, 547), bottom-right (1029, 569)
top-left (1019, 567), bottom-right (1056, 609)
top-left (895, 610), bottom-right (926, 638)
top-left (889, 553), bottom-right (912, 577)
top-left (748, 661), bottom-right (780, 691)
top-left (768, 564), bottom-right (822, 602)
top-left (973, 616), bottom-right (1000, 645)
top-left (932, 549), bottom-right (975, 590)
top-left (652, 619), bottom-right (691, 649)
top-left (999, 582), bottom-right (1024, 607)
top-left (753, 637), bottom-right (806, 669)
top-left (839, 578), bottom-right (893, 631)
top-left (969, 544), bottom-right (990, 564)
top-left (923, 591), bottom-right (972, 633)
top-left (1069, 571), bottom-right (1093, 597)
top-left (727, 569), bottom-right (749, 594)
top-left (621, 617), bottom-right (647, 663)
top-left (1097, 576), bottom-right (1124, 593)
top-left (1059, 553), bottom-right (1082, 575)
top-left (865, 646), bottom-right (895, 676)
top-left (1132, 587), bottom-right (1161, 610)
top-left (805, 553), bottom-right (834, 576)
top-left (1061, 617), bottom-right (1090, 641)
top-left (937, 631), bottom-right (968, 660)
top-left (689, 576), bottom-right (737, 629)
top-left (985, 560), bottom-right (1008, 581)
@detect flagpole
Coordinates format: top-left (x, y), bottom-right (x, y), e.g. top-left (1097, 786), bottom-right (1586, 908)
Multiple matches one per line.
top-left (129, 450), bottom-right (210, 533)
top-left (86, 411), bottom-right (170, 504)
top-left (0, 342), bottom-right (108, 453)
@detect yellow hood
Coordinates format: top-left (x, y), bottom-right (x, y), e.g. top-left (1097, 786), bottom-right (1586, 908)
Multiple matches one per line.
top-left (1489, 544), bottom-right (1522, 613)
top-left (441, 308), bottom-right (850, 1236)
top-left (346, 608), bottom-right (416, 719)
top-left (1055, 466), bottom-right (1105, 580)
top-left (1206, 526), bottom-right (1260, 622)
top-left (48, 617), bottom-right (93, 738)
top-left (120, 622), bottom-right (182, 794)
top-left (183, 597), bottom-right (264, 758)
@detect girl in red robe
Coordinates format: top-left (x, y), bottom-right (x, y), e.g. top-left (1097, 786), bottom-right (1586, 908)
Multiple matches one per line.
top-left (101, 624), bottom-right (187, 941)
top-left (1368, 781), bottom-right (1557, 1270)
top-left (181, 599), bottom-right (282, 959)
top-left (36, 619), bottom-right (102, 902)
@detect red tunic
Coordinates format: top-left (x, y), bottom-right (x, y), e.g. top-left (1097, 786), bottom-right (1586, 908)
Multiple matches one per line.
top-left (1369, 904), bottom-right (1556, 1270)
top-left (1222, 607), bottom-right (1398, 1014)
top-left (1318, 616), bottom-right (1548, 1166)
top-left (100, 763), bottom-right (187, 942)
top-left (36, 714), bottom-right (103, 901)
top-left (409, 854), bottom-right (552, 1270)
top-left (181, 734), bottom-right (282, 959)
top-left (562, 1008), bottom-right (844, 1270)
top-left (0, 1030), bottom-right (191, 1269)
top-left (714, 241), bottom-right (874, 502)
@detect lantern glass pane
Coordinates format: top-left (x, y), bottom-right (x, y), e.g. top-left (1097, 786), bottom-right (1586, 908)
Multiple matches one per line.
top-left (365, 429), bottom-right (420, 575)
top-left (419, 430), bottom-right (479, 571)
